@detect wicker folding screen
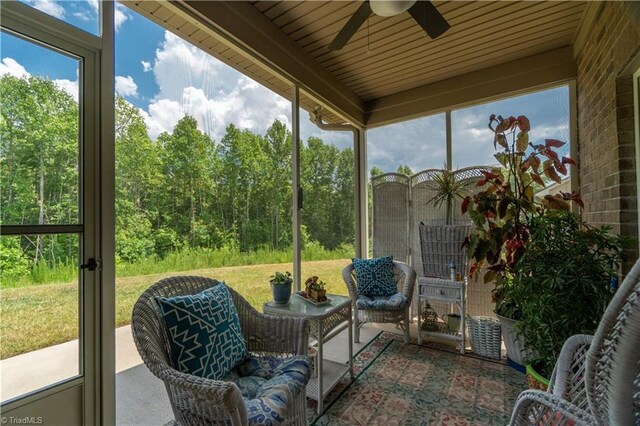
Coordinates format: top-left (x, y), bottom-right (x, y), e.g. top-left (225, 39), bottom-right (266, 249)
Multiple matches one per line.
top-left (371, 173), bottom-right (410, 262)
top-left (371, 166), bottom-right (487, 271)
top-left (372, 167), bottom-right (489, 318)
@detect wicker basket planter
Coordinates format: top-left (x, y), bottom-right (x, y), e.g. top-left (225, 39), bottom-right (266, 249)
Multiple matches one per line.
top-left (467, 315), bottom-right (502, 360)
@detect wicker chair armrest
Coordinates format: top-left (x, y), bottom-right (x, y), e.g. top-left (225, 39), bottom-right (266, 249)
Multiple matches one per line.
top-left (342, 264), bottom-right (359, 305)
top-left (509, 389), bottom-right (591, 426)
top-left (242, 310), bottom-right (310, 356)
top-left (157, 365), bottom-right (247, 426)
top-left (548, 334), bottom-right (593, 400)
top-left (394, 261), bottom-right (417, 302)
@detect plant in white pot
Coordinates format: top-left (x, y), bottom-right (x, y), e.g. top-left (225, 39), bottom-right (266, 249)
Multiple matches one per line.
top-left (461, 114), bottom-right (582, 367)
top-left (510, 210), bottom-right (627, 388)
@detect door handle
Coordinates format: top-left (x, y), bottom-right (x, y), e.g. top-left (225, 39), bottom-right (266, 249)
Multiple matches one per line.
top-left (80, 258), bottom-right (99, 271)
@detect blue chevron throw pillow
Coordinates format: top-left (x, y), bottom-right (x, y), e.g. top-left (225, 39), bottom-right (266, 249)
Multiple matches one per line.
top-left (352, 256), bottom-right (397, 297)
top-left (156, 283), bottom-right (248, 380)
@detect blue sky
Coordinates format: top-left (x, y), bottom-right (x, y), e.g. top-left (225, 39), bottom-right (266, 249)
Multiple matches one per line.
top-left (2, 0), bottom-right (570, 174)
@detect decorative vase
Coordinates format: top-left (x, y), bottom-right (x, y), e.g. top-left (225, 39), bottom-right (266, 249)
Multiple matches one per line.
top-left (526, 363), bottom-right (549, 391)
top-left (271, 281), bottom-right (291, 305)
top-left (496, 313), bottom-right (532, 369)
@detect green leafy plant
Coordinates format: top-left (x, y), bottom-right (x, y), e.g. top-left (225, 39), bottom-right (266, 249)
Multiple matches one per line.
top-left (511, 210), bottom-right (627, 376)
top-left (269, 271), bottom-right (292, 286)
top-left (305, 275), bottom-right (326, 291)
top-left (461, 114), bottom-right (582, 318)
top-left (426, 167), bottom-right (466, 225)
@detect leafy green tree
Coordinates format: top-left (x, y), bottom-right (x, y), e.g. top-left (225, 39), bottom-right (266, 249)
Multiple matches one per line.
top-left (115, 97), bottom-right (160, 262)
top-left (262, 120), bottom-right (293, 249)
top-left (0, 75), bottom-right (78, 266)
top-left (159, 116), bottom-right (216, 248)
top-left (396, 164), bottom-right (413, 175)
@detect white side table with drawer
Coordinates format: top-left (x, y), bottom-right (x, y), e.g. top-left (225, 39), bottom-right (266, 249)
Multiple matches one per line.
top-left (416, 276), bottom-right (466, 354)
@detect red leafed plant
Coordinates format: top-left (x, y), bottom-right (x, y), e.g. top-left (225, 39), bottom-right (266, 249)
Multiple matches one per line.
top-left (461, 114), bottom-right (582, 318)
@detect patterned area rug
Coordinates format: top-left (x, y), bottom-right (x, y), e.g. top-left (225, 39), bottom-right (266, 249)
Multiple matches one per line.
top-left (307, 331), bottom-right (527, 425)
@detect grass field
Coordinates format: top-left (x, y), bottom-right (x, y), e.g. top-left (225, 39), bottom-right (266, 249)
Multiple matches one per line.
top-left (0, 259), bottom-right (350, 359)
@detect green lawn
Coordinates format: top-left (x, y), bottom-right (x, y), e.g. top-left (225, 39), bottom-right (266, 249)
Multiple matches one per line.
top-left (0, 259), bottom-right (350, 359)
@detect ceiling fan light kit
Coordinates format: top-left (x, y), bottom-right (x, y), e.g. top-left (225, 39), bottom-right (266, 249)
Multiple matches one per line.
top-left (328, 0), bottom-right (450, 51)
top-left (370, 0), bottom-right (416, 17)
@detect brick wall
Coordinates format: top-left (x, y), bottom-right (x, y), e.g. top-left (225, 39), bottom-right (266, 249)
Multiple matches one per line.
top-left (576, 1), bottom-right (640, 260)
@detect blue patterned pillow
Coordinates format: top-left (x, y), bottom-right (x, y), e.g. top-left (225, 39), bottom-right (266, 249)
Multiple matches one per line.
top-left (156, 283), bottom-right (248, 380)
top-left (352, 256), bottom-right (397, 297)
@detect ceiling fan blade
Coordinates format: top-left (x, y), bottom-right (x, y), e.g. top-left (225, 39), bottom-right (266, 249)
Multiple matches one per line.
top-left (328, 1), bottom-right (372, 51)
top-left (408, 0), bottom-right (450, 39)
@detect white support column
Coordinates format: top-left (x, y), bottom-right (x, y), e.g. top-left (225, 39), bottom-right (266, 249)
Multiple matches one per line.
top-left (292, 85), bottom-right (302, 291)
top-left (446, 110), bottom-right (452, 170)
top-left (355, 127), bottom-right (368, 258)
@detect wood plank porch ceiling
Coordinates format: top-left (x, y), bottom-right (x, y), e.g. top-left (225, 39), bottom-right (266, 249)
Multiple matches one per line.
top-left (124, 1), bottom-right (585, 126)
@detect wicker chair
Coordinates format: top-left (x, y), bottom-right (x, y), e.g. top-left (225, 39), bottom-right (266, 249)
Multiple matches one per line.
top-left (131, 276), bottom-right (310, 426)
top-left (342, 260), bottom-right (416, 343)
top-left (509, 258), bottom-right (640, 425)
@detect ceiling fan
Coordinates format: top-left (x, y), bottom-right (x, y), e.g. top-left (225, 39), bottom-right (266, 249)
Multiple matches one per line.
top-left (328, 0), bottom-right (450, 51)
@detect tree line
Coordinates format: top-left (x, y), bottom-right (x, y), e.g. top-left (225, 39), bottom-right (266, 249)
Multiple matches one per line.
top-left (0, 74), bottom-right (356, 281)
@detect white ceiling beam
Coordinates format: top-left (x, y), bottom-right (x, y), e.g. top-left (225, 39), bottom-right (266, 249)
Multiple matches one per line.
top-left (365, 46), bottom-right (577, 127)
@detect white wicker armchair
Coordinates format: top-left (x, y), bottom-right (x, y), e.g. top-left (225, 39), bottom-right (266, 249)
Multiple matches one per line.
top-left (342, 260), bottom-right (416, 343)
top-left (509, 258), bottom-right (640, 425)
top-left (131, 276), bottom-right (310, 426)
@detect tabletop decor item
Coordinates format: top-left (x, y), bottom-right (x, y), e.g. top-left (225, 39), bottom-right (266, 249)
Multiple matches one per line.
top-left (269, 271), bottom-right (293, 305)
top-left (304, 276), bottom-right (327, 302)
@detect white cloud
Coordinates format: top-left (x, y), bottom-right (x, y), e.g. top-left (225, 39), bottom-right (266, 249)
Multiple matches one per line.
top-left (114, 3), bottom-right (130, 32)
top-left (1, 57), bottom-right (78, 101)
top-left (28, 0), bottom-right (65, 19)
top-left (53, 78), bottom-right (79, 102)
top-left (115, 75), bottom-right (138, 97)
top-left (87, 0), bottom-right (98, 13)
top-left (0, 58), bottom-right (30, 78)
top-left (143, 31), bottom-right (294, 142)
top-left (141, 61), bottom-right (152, 72)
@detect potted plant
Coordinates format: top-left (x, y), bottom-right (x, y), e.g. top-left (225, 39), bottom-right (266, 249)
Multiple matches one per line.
top-left (270, 271), bottom-right (292, 305)
top-left (461, 114), bottom-right (582, 367)
top-left (511, 210), bottom-right (626, 387)
top-left (305, 276), bottom-right (327, 301)
top-left (426, 166), bottom-right (466, 225)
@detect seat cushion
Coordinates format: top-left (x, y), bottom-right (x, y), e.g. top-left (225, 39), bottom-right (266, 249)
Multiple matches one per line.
top-left (352, 256), bottom-right (397, 297)
top-left (227, 355), bottom-right (311, 425)
top-left (156, 283), bottom-right (248, 380)
top-left (356, 293), bottom-right (409, 310)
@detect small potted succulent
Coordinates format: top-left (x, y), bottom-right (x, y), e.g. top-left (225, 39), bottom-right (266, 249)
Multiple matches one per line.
top-left (270, 271), bottom-right (293, 305)
top-left (305, 276), bottom-right (327, 302)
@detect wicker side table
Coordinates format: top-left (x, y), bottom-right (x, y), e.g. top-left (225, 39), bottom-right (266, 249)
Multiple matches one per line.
top-left (416, 276), bottom-right (466, 354)
top-left (263, 294), bottom-right (354, 414)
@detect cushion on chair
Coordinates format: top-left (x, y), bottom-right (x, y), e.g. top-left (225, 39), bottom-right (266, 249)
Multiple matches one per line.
top-left (156, 283), bottom-right (248, 380)
top-left (356, 293), bottom-right (409, 310)
top-left (352, 256), bottom-right (397, 297)
top-left (227, 355), bottom-right (311, 425)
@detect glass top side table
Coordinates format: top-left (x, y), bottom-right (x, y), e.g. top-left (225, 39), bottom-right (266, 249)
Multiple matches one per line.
top-left (264, 294), bottom-right (353, 414)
